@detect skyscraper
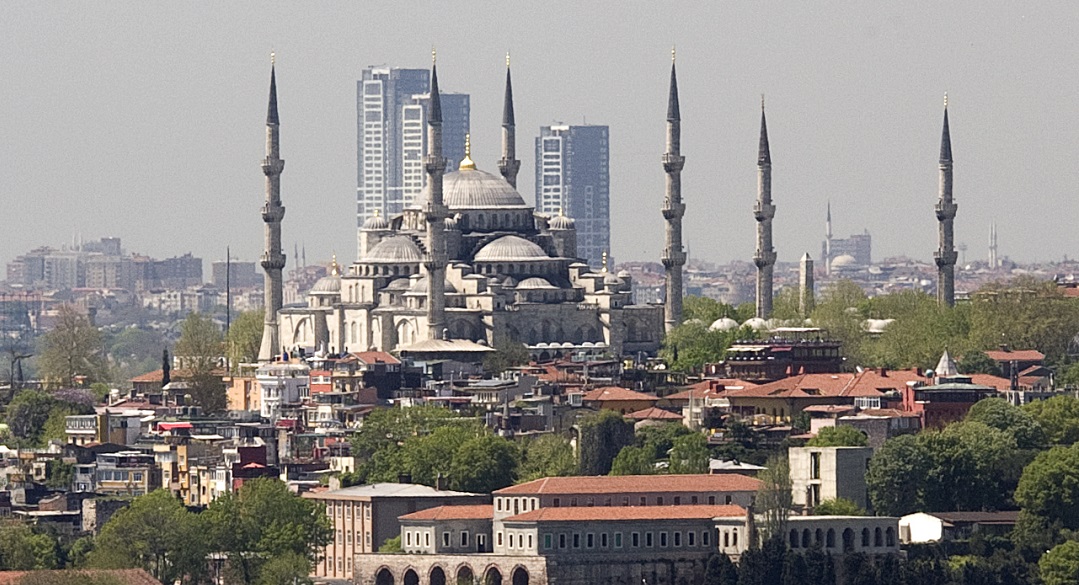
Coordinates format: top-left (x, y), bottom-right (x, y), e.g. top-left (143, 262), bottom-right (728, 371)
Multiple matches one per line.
top-left (535, 125), bottom-right (610, 268)
top-left (356, 67), bottom-right (469, 257)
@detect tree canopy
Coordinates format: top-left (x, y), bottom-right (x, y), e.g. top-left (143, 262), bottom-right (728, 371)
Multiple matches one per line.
top-left (226, 310), bottom-right (264, 370)
top-left (38, 305), bottom-right (107, 388)
top-left (517, 434), bottom-right (577, 482)
top-left (965, 398), bottom-right (1046, 450)
top-left (806, 425), bottom-right (868, 447)
top-left (577, 410), bottom-right (635, 476)
top-left (1024, 395), bottom-right (1079, 446)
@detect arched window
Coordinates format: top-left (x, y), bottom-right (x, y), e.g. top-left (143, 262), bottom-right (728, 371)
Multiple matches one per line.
top-left (789, 529), bottom-right (799, 548)
top-left (874, 527), bottom-right (883, 547)
top-left (826, 528), bottom-right (836, 548)
top-left (886, 527), bottom-right (895, 547)
top-left (802, 529), bottom-right (811, 548)
top-left (861, 528), bottom-right (870, 547)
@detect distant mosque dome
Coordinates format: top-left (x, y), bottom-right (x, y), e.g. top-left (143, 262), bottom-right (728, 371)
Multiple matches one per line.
top-left (474, 235), bottom-right (549, 262)
top-left (517, 277), bottom-right (557, 290)
top-left (443, 168), bottom-right (528, 208)
top-left (361, 211), bottom-right (390, 231)
top-left (548, 213), bottom-right (576, 230)
top-left (743, 317), bottom-right (770, 331)
top-left (830, 254), bottom-right (858, 270)
top-left (709, 317), bottom-right (739, 331)
top-left (363, 236), bottom-right (423, 263)
top-left (310, 274), bottom-right (341, 294)
top-left (863, 318), bottom-right (895, 334)
top-left (407, 275), bottom-right (457, 294)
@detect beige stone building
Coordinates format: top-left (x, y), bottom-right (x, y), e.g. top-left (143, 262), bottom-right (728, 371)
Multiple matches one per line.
top-left (789, 446), bottom-right (874, 511)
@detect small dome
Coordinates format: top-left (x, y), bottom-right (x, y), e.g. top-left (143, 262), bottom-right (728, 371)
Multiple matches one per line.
top-left (830, 254), bottom-right (858, 270)
top-left (548, 214), bottom-right (576, 230)
top-left (361, 213), bottom-right (390, 231)
top-left (502, 276), bottom-right (518, 287)
top-left (709, 317), bottom-right (739, 331)
top-left (443, 168), bottom-right (528, 209)
top-left (475, 235), bottom-right (549, 262)
top-left (383, 278), bottom-right (411, 291)
top-left (310, 275), bottom-right (341, 294)
top-left (363, 236), bottom-right (422, 263)
top-left (517, 277), bottom-right (557, 290)
top-left (743, 317), bottom-right (769, 331)
top-left (407, 275), bottom-right (457, 294)
top-left (603, 272), bottom-right (623, 286)
top-left (616, 269), bottom-right (631, 279)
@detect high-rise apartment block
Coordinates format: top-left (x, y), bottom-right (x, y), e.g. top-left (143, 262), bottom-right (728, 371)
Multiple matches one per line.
top-left (535, 125), bottom-right (610, 268)
top-left (356, 67), bottom-right (469, 257)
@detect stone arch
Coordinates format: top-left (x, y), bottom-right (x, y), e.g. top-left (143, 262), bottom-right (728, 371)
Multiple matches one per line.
top-left (886, 527), bottom-right (895, 546)
top-left (843, 528), bottom-right (855, 552)
top-left (861, 527), bottom-right (871, 547)
top-left (396, 320), bottom-right (415, 347)
top-left (375, 567), bottom-right (394, 585)
top-left (541, 321), bottom-right (552, 342)
top-left (802, 529), bottom-right (811, 548)
top-left (455, 565), bottom-right (475, 585)
top-left (815, 528), bottom-right (823, 546)
top-left (826, 528), bottom-right (836, 548)
top-left (293, 318), bottom-right (310, 344)
top-left (511, 566), bottom-right (529, 585)
top-left (403, 568), bottom-right (419, 585)
top-left (483, 566), bottom-right (503, 585)
top-left (430, 566), bottom-right (447, 585)
top-left (874, 527), bottom-right (883, 547)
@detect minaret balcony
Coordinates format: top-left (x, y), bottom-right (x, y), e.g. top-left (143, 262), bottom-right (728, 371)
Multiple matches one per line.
top-left (260, 252), bottom-right (286, 271)
top-left (753, 203), bottom-right (776, 221)
top-left (662, 153), bottom-right (685, 173)
top-left (662, 204), bottom-right (685, 220)
top-left (424, 155), bottom-right (447, 174)
top-left (933, 250), bottom-right (958, 267)
top-left (261, 158), bottom-right (285, 176)
top-left (261, 204), bottom-right (285, 223)
top-left (935, 201), bottom-right (957, 221)
top-left (753, 250), bottom-right (777, 268)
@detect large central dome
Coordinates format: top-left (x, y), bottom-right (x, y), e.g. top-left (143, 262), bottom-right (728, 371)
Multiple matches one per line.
top-left (474, 235), bottom-right (549, 262)
top-left (443, 168), bottom-right (528, 209)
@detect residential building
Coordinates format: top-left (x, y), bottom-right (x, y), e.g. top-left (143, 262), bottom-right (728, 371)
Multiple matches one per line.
top-left (256, 361), bottom-right (310, 421)
top-left (94, 451), bottom-right (158, 496)
top-left (789, 446), bottom-right (874, 511)
top-left (211, 260), bottom-right (260, 289)
top-left (303, 482), bottom-right (488, 581)
top-left (535, 124), bottom-right (610, 268)
top-left (899, 511), bottom-right (1019, 544)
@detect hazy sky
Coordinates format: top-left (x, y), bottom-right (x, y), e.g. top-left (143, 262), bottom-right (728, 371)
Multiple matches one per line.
top-left (3, 2), bottom-right (1078, 273)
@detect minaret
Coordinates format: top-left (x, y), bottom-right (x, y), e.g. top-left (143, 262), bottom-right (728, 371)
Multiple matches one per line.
top-left (423, 50), bottom-right (449, 341)
top-left (497, 53), bottom-right (521, 188)
top-left (823, 202), bottom-right (833, 275)
top-left (753, 97), bottom-right (776, 319)
top-left (934, 95), bottom-right (957, 307)
top-left (258, 54), bottom-right (286, 362)
top-left (988, 223), bottom-right (998, 269)
top-left (799, 253), bottom-right (815, 317)
top-left (661, 49), bottom-right (686, 332)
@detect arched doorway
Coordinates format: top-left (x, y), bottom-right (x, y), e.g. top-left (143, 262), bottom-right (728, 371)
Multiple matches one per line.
top-left (430, 567), bottom-right (447, 585)
top-left (842, 528), bottom-right (855, 552)
top-left (484, 567), bottom-right (503, 585)
top-left (403, 569), bottom-right (419, 585)
top-left (376, 568), bottom-right (394, 585)
top-left (457, 566), bottom-right (475, 585)
top-left (512, 567), bottom-right (529, 585)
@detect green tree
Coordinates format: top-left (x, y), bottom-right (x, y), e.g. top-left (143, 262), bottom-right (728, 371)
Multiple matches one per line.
top-left (0, 522), bottom-right (58, 570)
top-left (756, 456), bottom-right (792, 543)
top-left (349, 405), bottom-right (466, 484)
top-left (6, 390), bottom-right (56, 446)
top-left (866, 434), bottom-right (930, 516)
top-left (660, 321), bottom-right (756, 373)
top-left (966, 397), bottom-right (1046, 450)
top-left (45, 460), bottom-right (74, 490)
top-left (957, 351), bottom-right (1003, 376)
top-left (89, 490), bottom-right (207, 584)
top-left (968, 277), bottom-right (1079, 363)
top-left (105, 326), bottom-right (166, 383)
top-left (920, 422), bottom-right (1018, 512)
top-left (449, 434), bottom-right (518, 493)
top-left (482, 341), bottom-right (530, 376)
top-left (806, 425), bottom-right (867, 447)
top-left (1040, 540), bottom-right (1079, 585)
top-left (636, 423), bottom-right (694, 460)
top-left (577, 410), bottom-right (635, 476)
top-left (226, 310), bottom-right (264, 370)
top-left (702, 552), bottom-right (739, 585)
top-left (609, 446), bottom-right (656, 476)
top-left (518, 434), bottom-right (576, 482)
top-left (1015, 444), bottom-right (1079, 530)
top-left (256, 551), bottom-right (313, 585)
top-left (668, 433), bottom-right (710, 474)
top-left (38, 305), bottom-right (106, 388)
top-left (174, 312), bottom-right (226, 412)
top-left (683, 296), bottom-right (740, 324)
top-left (201, 478), bottom-right (332, 585)
top-left (1024, 395), bottom-right (1079, 446)
top-left (865, 290), bottom-right (972, 370)
top-left (813, 497), bottom-right (864, 516)
top-left (15, 572), bottom-right (125, 585)
top-left (399, 423), bottom-right (485, 486)
top-left (378, 535), bottom-right (402, 553)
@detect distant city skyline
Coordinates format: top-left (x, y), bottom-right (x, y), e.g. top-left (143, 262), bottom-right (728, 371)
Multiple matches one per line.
top-left (2, 3), bottom-right (1078, 273)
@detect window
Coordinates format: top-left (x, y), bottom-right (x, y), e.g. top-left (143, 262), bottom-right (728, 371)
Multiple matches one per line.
top-left (725, 495), bottom-right (733, 505)
top-left (660, 532), bottom-right (668, 547)
top-left (442, 532), bottom-right (450, 547)
top-left (573, 534), bottom-right (581, 548)
top-left (622, 497), bottom-right (630, 506)
top-left (405, 532), bottom-right (412, 546)
top-left (674, 532), bottom-right (681, 547)
top-left (708, 496), bottom-right (716, 505)
top-left (657, 497), bottom-right (664, 506)
top-left (461, 531), bottom-right (469, 547)
top-left (601, 533), bottom-right (609, 548)
top-left (632, 532), bottom-right (640, 547)
top-left (497, 499), bottom-right (503, 511)
top-left (528, 534), bottom-right (534, 549)
top-left (571, 497), bottom-right (578, 507)
top-left (544, 534), bottom-right (553, 549)
top-left (646, 532), bottom-right (654, 547)
top-left (553, 498), bottom-right (561, 507)
top-left (673, 497), bottom-right (681, 505)
top-left (811, 452), bottom-right (822, 479)
top-left (559, 534), bottom-right (567, 549)
top-left (702, 531), bottom-right (710, 546)
top-left (688, 532), bottom-right (696, 546)
top-left (691, 496), bottom-right (698, 504)
top-left (723, 531), bottom-right (729, 548)
top-left (733, 530), bottom-right (738, 547)
top-left (615, 532), bottom-right (623, 548)
top-left (586, 533), bottom-right (594, 548)
top-left (498, 532), bottom-right (503, 546)
top-left (639, 497), bottom-right (647, 506)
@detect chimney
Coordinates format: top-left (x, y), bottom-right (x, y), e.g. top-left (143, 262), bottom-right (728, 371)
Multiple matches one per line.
top-left (999, 344), bottom-right (1010, 352)
top-left (879, 367), bottom-right (888, 377)
top-left (435, 473), bottom-right (448, 491)
top-left (397, 473), bottom-right (412, 484)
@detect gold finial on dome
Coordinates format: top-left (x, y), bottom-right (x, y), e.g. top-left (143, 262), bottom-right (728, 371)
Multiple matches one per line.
top-left (558, 206), bottom-right (564, 217)
top-left (330, 253), bottom-right (341, 276)
top-left (506, 51), bottom-right (511, 67)
top-left (943, 91), bottom-right (948, 109)
top-left (671, 45), bottom-right (676, 63)
top-left (271, 50), bottom-right (275, 65)
top-left (459, 133), bottom-right (476, 170)
top-left (602, 250), bottom-right (609, 273)
top-left (373, 208), bottom-right (380, 217)
top-left (432, 46), bottom-right (437, 65)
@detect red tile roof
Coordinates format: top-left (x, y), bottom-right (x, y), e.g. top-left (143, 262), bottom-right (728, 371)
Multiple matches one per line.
top-left (665, 379), bottom-right (758, 401)
top-left (503, 504), bottom-right (746, 523)
top-left (0, 569), bottom-right (162, 585)
top-left (349, 351), bottom-right (401, 365)
top-left (846, 369), bottom-right (927, 394)
top-left (984, 349), bottom-right (1044, 363)
top-left (718, 373), bottom-right (863, 399)
top-left (625, 407), bottom-right (683, 421)
top-left (851, 408), bottom-right (921, 418)
top-left (399, 505), bottom-right (493, 522)
top-left (968, 374), bottom-right (1011, 389)
top-left (495, 474), bottom-right (761, 496)
top-left (582, 387), bottom-right (658, 403)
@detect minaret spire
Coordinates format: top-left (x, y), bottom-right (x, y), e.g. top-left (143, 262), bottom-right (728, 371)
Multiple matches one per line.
top-left (753, 97), bottom-right (776, 318)
top-left (259, 55), bottom-right (286, 362)
top-left (662, 50), bottom-right (686, 332)
top-left (799, 252), bottom-right (815, 317)
top-left (934, 94), bottom-right (957, 307)
top-left (423, 51), bottom-right (449, 342)
top-left (497, 53), bottom-right (521, 188)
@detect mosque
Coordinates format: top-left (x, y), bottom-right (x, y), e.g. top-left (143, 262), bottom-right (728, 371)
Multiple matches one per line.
top-left (269, 56), bottom-right (669, 359)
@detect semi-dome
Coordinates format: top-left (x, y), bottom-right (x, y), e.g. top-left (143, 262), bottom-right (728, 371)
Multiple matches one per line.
top-left (363, 236), bottom-right (422, 263)
top-left (474, 235), bottom-right (549, 262)
top-left (517, 277), bottom-right (557, 289)
top-left (443, 168), bottom-right (528, 209)
top-left (407, 275), bottom-right (457, 294)
top-left (709, 317), bottom-right (739, 331)
top-left (310, 275), bottom-right (341, 294)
